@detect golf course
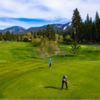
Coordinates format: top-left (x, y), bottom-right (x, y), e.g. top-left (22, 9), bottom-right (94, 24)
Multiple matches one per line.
top-left (0, 41), bottom-right (100, 99)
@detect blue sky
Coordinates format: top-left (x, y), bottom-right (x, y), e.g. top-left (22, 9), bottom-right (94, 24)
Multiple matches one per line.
top-left (0, 0), bottom-right (100, 29)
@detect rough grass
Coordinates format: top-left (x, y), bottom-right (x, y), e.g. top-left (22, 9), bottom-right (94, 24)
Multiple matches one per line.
top-left (0, 41), bottom-right (100, 99)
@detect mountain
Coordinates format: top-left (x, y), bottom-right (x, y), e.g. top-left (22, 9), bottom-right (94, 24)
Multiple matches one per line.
top-left (1, 26), bottom-right (26, 34)
top-left (26, 26), bottom-right (46, 33)
top-left (0, 23), bottom-right (71, 34)
top-left (27, 23), bottom-right (71, 33)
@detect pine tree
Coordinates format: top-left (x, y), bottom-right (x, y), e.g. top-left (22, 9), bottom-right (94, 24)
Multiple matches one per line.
top-left (5, 31), bottom-right (11, 41)
top-left (84, 14), bottom-right (94, 43)
top-left (72, 8), bottom-right (82, 42)
top-left (71, 8), bottom-right (82, 55)
top-left (46, 25), bottom-right (55, 41)
top-left (95, 12), bottom-right (100, 42)
top-left (0, 32), bottom-right (3, 41)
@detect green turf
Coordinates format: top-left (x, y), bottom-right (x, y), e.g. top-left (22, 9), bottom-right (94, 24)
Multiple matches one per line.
top-left (0, 41), bottom-right (100, 99)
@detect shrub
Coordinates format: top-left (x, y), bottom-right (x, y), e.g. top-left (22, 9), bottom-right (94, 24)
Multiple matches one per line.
top-left (32, 38), bottom-right (41, 47)
top-left (38, 38), bottom-right (60, 58)
top-left (71, 41), bottom-right (80, 55)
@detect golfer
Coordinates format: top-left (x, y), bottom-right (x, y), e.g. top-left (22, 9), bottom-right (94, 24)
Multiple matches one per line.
top-left (49, 57), bottom-right (52, 68)
top-left (61, 75), bottom-right (68, 89)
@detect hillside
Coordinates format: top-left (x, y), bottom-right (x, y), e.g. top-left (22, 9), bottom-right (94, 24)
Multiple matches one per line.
top-left (0, 23), bottom-right (70, 34)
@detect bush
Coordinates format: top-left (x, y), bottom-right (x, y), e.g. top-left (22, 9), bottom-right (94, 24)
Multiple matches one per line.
top-left (71, 41), bottom-right (80, 55)
top-left (38, 38), bottom-right (60, 58)
top-left (32, 38), bottom-right (41, 47)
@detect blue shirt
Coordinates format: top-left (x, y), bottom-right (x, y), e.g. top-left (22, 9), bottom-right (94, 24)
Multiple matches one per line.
top-left (49, 57), bottom-right (52, 64)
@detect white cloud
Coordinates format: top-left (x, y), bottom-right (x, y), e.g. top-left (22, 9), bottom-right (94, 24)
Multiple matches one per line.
top-left (0, 0), bottom-right (100, 19)
top-left (0, 17), bottom-right (67, 29)
top-left (0, 0), bottom-right (100, 29)
top-left (0, 19), bottom-right (38, 29)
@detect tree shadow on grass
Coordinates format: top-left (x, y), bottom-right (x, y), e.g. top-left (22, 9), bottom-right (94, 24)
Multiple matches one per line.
top-left (34, 66), bottom-right (46, 71)
top-left (0, 93), bottom-right (4, 99)
top-left (44, 86), bottom-right (62, 90)
top-left (57, 54), bottom-right (77, 58)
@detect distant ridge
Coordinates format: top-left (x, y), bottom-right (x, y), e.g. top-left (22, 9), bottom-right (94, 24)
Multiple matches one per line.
top-left (1, 26), bottom-right (26, 34)
top-left (0, 22), bottom-right (71, 34)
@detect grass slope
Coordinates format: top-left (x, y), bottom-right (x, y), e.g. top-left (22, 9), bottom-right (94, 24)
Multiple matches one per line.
top-left (0, 41), bottom-right (100, 99)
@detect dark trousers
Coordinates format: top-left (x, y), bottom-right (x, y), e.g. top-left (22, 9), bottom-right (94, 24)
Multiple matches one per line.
top-left (62, 81), bottom-right (68, 88)
top-left (49, 63), bottom-right (51, 68)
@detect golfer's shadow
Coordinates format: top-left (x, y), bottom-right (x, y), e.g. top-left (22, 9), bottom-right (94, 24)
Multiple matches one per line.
top-left (44, 86), bottom-right (61, 90)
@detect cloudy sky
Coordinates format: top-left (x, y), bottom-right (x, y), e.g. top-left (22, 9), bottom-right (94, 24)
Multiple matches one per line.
top-left (0, 0), bottom-right (100, 29)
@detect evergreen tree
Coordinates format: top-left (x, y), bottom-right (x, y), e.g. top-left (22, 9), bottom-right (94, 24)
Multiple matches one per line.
top-left (95, 12), bottom-right (100, 42)
top-left (4, 31), bottom-right (11, 41)
top-left (84, 15), bottom-right (94, 43)
top-left (46, 25), bottom-right (55, 40)
top-left (72, 8), bottom-right (82, 42)
top-left (0, 32), bottom-right (3, 41)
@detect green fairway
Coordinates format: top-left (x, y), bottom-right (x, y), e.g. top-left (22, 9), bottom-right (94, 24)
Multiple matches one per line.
top-left (0, 41), bottom-right (100, 99)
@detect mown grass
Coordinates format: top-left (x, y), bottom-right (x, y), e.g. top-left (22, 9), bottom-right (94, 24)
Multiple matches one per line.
top-left (0, 41), bottom-right (100, 99)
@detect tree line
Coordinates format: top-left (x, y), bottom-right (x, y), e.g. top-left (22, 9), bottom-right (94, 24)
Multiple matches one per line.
top-left (0, 8), bottom-right (100, 44)
top-left (64, 8), bottom-right (100, 44)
